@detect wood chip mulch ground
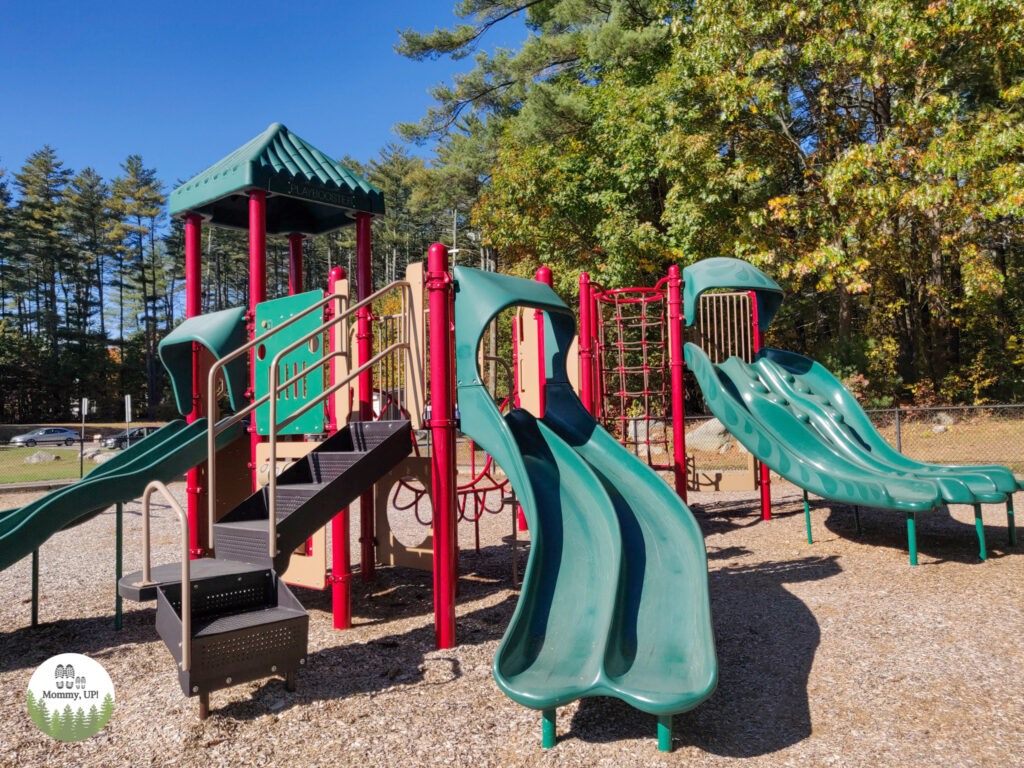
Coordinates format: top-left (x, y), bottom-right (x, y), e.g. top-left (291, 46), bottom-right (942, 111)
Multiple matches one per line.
top-left (0, 481), bottom-right (1021, 767)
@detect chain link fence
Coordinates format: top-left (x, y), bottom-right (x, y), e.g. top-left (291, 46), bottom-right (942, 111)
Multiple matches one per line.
top-left (0, 424), bottom-right (163, 487)
top-left (685, 404), bottom-right (1024, 475)
top-left (4, 405), bottom-right (1023, 488)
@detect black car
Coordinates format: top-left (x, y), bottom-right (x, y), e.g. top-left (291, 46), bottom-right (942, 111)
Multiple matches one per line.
top-left (101, 426), bottom-right (161, 450)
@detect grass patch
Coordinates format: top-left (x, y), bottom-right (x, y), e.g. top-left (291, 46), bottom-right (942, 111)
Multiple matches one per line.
top-left (0, 446), bottom-right (116, 484)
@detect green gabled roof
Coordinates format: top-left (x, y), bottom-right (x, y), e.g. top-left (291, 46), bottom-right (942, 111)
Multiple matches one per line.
top-left (169, 123), bottom-right (385, 235)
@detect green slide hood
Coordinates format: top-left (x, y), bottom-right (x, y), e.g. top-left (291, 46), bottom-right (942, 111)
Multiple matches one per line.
top-left (683, 257), bottom-right (783, 332)
top-left (159, 306), bottom-right (247, 415)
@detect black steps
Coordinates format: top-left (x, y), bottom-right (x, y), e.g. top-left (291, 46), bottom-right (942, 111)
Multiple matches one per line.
top-left (131, 420), bottom-right (413, 716)
top-left (212, 420), bottom-right (413, 572)
top-left (156, 569), bottom-right (308, 699)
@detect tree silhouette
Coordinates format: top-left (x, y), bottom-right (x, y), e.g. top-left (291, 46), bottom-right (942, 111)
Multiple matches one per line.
top-left (97, 693), bottom-right (114, 730)
top-left (35, 696), bottom-right (52, 736)
top-left (59, 704), bottom-right (74, 740)
top-left (85, 704), bottom-right (99, 736)
top-left (72, 707), bottom-right (86, 740)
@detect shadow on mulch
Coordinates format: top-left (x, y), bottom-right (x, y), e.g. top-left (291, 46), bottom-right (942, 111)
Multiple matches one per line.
top-left (568, 555), bottom-right (841, 757)
top-left (0, 543), bottom-right (517, 677)
top-left (821, 502), bottom-right (1016, 565)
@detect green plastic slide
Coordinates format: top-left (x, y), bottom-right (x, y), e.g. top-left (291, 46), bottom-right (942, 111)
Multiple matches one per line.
top-left (755, 348), bottom-right (1022, 497)
top-left (453, 266), bottom-right (716, 744)
top-left (686, 342), bottom-right (1019, 508)
top-left (0, 418), bottom-right (242, 572)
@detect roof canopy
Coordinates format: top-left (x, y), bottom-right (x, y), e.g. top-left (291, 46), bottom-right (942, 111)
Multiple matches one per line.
top-left (682, 257), bottom-right (784, 332)
top-left (169, 123), bottom-right (384, 236)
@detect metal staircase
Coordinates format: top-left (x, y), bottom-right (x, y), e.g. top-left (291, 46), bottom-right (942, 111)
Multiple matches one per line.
top-left (213, 420), bottom-right (411, 573)
top-left (120, 420), bottom-right (412, 718)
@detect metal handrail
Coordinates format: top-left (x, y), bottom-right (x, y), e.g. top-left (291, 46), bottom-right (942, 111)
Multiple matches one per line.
top-left (264, 280), bottom-right (412, 557)
top-left (266, 340), bottom-right (409, 555)
top-left (137, 481), bottom-right (192, 671)
top-left (205, 290), bottom-right (347, 551)
top-left (203, 278), bottom-right (409, 557)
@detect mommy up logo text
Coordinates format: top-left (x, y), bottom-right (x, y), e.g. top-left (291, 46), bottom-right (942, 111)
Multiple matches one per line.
top-left (25, 653), bottom-right (115, 741)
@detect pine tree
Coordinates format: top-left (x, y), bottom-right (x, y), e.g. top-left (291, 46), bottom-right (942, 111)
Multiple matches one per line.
top-left (0, 161), bottom-right (13, 321)
top-left (12, 147), bottom-right (73, 415)
top-left (72, 706), bottom-right (86, 739)
top-left (109, 155), bottom-right (166, 415)
top-left (56, 704), bottom-right (74, 740)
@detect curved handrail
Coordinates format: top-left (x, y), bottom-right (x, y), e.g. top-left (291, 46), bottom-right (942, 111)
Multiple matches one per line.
top-left (263, 279), bottom-right (411, 558)
top-left (138, 481), bottom-right (192, 671)
top-left (205, 291), bottom-right (346, 551)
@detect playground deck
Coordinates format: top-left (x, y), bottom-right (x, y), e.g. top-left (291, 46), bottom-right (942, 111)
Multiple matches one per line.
top-left (0, 481), bottom-right (1021, 767)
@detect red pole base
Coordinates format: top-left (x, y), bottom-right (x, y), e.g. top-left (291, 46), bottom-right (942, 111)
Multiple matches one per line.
top-left (759, 463), bottom-right (772, 520)
top-left (331, 508), bottom-right (352, 629)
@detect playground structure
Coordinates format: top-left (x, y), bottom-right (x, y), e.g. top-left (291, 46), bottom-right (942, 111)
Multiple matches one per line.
top-left (1, 124), bottom-right (1021, 752)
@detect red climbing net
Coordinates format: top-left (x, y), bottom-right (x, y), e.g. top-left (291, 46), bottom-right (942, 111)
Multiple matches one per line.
top-left (588, 280), bottom-right (673, 472)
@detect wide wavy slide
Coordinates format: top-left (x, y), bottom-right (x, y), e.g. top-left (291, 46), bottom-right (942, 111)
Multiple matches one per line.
top-left (453, 266), bottom-right (716, 748)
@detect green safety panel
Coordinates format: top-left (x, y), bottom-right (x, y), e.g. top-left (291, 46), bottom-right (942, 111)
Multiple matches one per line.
top-left (254, 290), bottom-right (326, 437)
top-left (159, 306), bottom-right (248, 416)
top-left (682, 257), bottom-right (784, 331)
top-left (453, 265), bottom-right (717, 718)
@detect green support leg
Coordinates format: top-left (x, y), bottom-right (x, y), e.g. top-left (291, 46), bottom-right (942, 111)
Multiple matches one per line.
top-left (541, 708), bottom-right (556, 748)
top-left (906, 512), bottom-right (918, 566)
top-left (854, 505), bottom-right (862, 536)
top-left (803, 490), bottom-right (812, 545)
top-left (115, 502), bottom-right (123, 631)
top-left (1007, 498), bottom-right (1016, 547)
top-left (31, 549), bottom-right (39, 627)
top-left (974, 504), bottom-right (986, 562)
top-left (657, 715), bottom-right (673, 752)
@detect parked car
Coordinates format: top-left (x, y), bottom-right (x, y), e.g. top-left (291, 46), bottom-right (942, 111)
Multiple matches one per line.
top-left (9, 427), bottom-right (79, 448)
top-left (101, 426), bottom-right (161, 450)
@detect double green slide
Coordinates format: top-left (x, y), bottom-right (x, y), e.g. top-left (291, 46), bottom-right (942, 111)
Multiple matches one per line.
top-left (453, 266), bottom-right (717, 751)
top-left (0, 419), bottom-right (242, 573)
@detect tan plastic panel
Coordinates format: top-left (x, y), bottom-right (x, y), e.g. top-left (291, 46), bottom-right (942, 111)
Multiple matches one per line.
top-left (516, 307), bottom-right (541, 417)
top-left (374, 457), bottom-right (433, 571)
top-left (688, 451), bottom-right (758, 492)
top-left (330, 276), bottom-right (352, 429)
top-left (404, 262), bottom-right (426, 429)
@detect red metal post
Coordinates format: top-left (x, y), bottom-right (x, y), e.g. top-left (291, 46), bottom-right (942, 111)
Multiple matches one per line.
top-left (750, 291), bottom-right (772, 520)
top-left (247, 191), bottom-right (268, 492)
top-left (591, 285), bottom-right (603, 420)
top-left (578, 272), bottom-right (593, 414)
top-left (667, 266), bottom-right (688, 503)
top-left (355, 212), bottom-right (376, 581)
top-left (184, 213), bottom-right (205, 558)
top-left (428, 243), bottom-right (457, 649)
top-left (288, 233), bottom-right (304, 296)
top-left (534, 267), bottom-right (552, 418)
top-left (512, 315), bottom-right (521, 409)
top-left (325, 266), bottom-right (352, 629)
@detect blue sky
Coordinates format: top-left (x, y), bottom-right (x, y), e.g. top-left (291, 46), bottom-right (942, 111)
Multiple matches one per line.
top-left (0, 0), bottom-right (525, 188)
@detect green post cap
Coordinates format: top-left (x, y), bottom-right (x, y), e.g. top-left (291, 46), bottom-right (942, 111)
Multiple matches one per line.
top-left (682, 257), bottom-right (783, 331)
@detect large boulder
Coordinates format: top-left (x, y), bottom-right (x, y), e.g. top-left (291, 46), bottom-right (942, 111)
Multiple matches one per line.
top-left (687, 418), bottom-right (733, 452)
top-left (24, 451), bottom-right (60, 464)
top-left (92, 453), bottom-right (116, 465)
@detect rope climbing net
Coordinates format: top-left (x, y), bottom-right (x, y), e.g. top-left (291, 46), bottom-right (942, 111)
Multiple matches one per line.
top-left (590, 281), bottom-right (673, 471)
